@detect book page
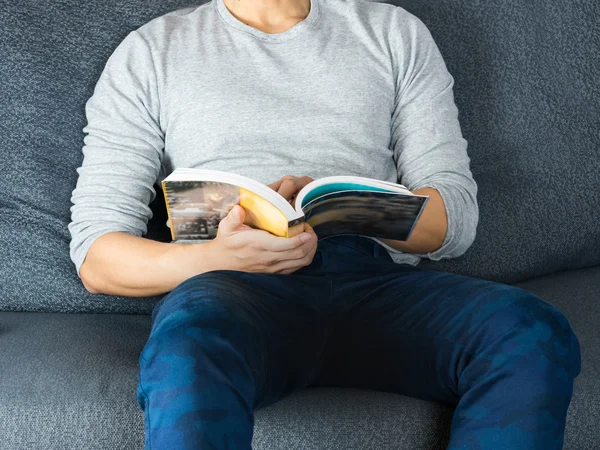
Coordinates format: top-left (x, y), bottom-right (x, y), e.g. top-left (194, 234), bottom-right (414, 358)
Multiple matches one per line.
top-left (302, 190), bottom-right (428, 241)
top-left (240, 188), bottom-right (292, 237)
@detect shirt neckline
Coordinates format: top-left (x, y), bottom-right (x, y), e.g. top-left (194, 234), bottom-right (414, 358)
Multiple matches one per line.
top-left (214, 0), bottom-right (321, 43)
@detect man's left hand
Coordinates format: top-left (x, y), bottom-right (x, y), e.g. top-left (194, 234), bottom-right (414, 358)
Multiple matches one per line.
top-left (268, 175), bottom-right (314, 207)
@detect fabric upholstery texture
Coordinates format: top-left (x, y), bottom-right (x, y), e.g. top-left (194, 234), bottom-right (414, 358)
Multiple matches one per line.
top-left (1, 0), bottom-right (599, 314)
top-left (1, 266), bottom-right (598, 449)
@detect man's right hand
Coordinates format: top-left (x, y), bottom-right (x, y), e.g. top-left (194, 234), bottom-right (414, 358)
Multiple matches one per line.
top-left (201, 205), bottom-right (318, 275)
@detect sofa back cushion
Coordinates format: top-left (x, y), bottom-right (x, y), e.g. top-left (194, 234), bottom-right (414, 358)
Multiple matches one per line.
top-left (397, 0), bottom-right (600, 282)
top-left (0, 0), bottom-right (191, 313)
top-left (0, 0), bottom-right (598, 313)
top-left (400, 0), bottom-right (600, 282)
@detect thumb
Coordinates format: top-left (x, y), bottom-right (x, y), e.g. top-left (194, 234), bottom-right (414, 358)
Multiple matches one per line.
top-left (218, 205), bottom-right (245, 234)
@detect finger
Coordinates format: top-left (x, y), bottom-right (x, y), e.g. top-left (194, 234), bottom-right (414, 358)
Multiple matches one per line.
top-left (225, 227), bottom-right (301, 252)
top-left (269, 237), bottom-right (318, 265)
top-left (268, 175), bottom-right (296, 192)
top-left (289, 176), bottom-right (312, 203)
top-left (270, 247), bottom-right (317, 273)
top-left (268, 179), bottom-right (283, 192)
top-left (295, 176), bottom-right (314, 189)
top-left (250, 229), bottom-right (314, 252)
top-left (276, 178), bottom-right (300, 201)
top-left (276, 267), bottom-right (299, 275)
top-left (216, 205), bottom-right (246, 235)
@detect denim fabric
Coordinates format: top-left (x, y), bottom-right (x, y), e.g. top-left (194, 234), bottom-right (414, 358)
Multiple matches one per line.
top-left (137, 236), bottom-right (581, 450)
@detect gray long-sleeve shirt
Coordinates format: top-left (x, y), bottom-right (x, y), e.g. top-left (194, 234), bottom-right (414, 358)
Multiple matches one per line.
top-left (69, 0), bottom-right (479, 277)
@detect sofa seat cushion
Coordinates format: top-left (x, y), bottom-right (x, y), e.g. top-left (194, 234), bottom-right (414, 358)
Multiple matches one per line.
top-left (0, 312), bottom-right (453, 449)
top-left (1, 266), bottom-right (598, 449)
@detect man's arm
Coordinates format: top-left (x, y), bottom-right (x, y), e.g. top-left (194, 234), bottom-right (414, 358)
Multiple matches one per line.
top-left (80, 212), bottom-right (317, 297)
top-left (69, 30), bottom-right (165, 279)
top-left (385, 10), bottom-right (479, 259)
top-left (80, 232), bottom-right (207, 296)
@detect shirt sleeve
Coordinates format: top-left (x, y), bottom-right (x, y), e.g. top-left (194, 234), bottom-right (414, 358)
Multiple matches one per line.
top-left (389, 10), bottom-right (479, 260)
top-left (68, 30), bottom-right (164, 277)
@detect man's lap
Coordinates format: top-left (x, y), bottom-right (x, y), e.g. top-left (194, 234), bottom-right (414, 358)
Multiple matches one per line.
top-left (148, 235), bottom-right (578, 408)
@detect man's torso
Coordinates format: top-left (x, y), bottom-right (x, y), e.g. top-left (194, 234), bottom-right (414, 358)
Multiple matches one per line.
top-left (138, 0), bottom-right (403, 185)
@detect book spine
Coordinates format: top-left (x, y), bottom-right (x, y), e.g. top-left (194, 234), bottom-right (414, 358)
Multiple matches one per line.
top-left (161, 181), bottom-right (176, 241)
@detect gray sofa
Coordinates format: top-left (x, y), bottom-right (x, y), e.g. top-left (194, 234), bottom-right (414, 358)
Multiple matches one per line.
top-left (1, 0), bottom-right (598, 448)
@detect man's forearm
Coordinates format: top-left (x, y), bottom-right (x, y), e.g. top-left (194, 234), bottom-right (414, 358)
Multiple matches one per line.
top-left (79, 232), bottom-right (212, 297)
top-left (380, 187), bottom-right (448, 254)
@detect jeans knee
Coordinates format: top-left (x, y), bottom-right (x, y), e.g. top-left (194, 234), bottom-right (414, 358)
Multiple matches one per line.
top-left (477, 290), bottom-right (581, 380)
top-left (141, 271), bottom-right (260, 363)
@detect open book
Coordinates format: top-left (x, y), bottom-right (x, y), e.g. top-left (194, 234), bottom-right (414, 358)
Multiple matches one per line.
top-left (161, 168), bottom-right (429, 242)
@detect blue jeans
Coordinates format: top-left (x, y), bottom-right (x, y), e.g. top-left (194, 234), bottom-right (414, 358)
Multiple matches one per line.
top-left (137, 235), bottom-right (581, 449)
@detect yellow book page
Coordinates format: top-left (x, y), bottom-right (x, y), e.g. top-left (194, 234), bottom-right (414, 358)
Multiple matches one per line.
top-left (161, 180), bottom-right (176, 241)
top-left (239, 188), bottom-right (290, 237)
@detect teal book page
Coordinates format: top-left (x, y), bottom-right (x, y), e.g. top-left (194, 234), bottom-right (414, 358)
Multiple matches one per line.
top-left (299, 183), bottom-right (391, 208)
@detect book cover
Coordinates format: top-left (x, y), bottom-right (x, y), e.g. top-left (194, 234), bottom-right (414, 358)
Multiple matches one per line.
top-left (303, 190), bottom-right (427, 241)
top-left (162, 180), bottom-right (303, 240)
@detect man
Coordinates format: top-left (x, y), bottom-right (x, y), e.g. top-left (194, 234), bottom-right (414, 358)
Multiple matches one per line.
top-left (68, 0), bottom-right (581, 448)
